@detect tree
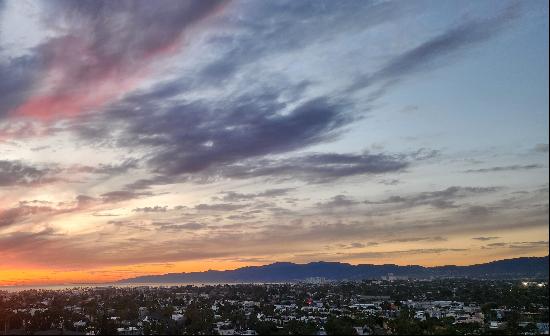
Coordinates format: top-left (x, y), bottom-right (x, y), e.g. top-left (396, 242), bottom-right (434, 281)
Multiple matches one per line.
top-left (325, 316), bottom-right (357, 335)
top-left (184, 303), bottom-right (214, 335)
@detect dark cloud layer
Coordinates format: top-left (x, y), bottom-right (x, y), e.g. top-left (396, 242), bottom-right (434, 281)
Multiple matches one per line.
top-left (0, 160), bottom-right (55, 187)
top-left (216, 152), bottom-right (408, 183)
top-left (0, 55), bottom-right (44, 117)
top-left (100, 190), bottom-right (151, 203)
top-left (195, 203), bottom-right (248, 212)
top-left (316, 195), bottom-right (359, 208)
top-left (0, 228), bottom-right (57, 253)
top-left (153, 221), bottom-right (206, 231)
top-left (88, 160), bottom-right (139, 175)
top-left (76, 76), bottom-right (409, 188)
top-left (218, 188), bottom-right (295, 202)
top-left (0, 205), bottom-right (54, 228)
top-left (3, 1), bottom-right (517, 193)
top-left (472, 236), bottom-right (500, 241)
top-left (148, 97), bottom-right (352, 176)
top-left (133, 206), bottom-right (168, 213)
top-left (76, 80), bottom-right (366, 186)
top-left (365, 186), bottom-right (499, 209)
top-left (387, 236), bottom-right (447, 243)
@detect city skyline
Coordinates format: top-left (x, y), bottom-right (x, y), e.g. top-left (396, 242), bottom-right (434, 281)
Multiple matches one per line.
top-left (0, 0), bottom-right (548, 286)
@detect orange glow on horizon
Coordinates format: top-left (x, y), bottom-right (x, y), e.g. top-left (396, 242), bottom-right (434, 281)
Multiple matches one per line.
top-left (2, 250), bottom-right (547, 287)
top-left (0, 260), bottom-right (252, 287)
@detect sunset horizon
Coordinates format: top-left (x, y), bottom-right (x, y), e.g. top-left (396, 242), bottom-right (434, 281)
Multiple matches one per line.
top-left (2, 255), bottom-right (549, 287)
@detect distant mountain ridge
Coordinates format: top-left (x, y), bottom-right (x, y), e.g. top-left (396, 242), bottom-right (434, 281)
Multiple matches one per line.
top-left (118, 256), bottom-right (549, 283)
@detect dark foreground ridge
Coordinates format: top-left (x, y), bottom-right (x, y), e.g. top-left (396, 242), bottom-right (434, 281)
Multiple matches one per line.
top-left (119, 256), bottom-right (549, 283)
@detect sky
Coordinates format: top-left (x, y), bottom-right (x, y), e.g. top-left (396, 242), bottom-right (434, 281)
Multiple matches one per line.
top-left (0, 0), bottom-right (548, 286)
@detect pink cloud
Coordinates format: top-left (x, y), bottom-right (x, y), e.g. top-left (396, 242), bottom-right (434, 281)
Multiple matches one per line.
top-left (12, 1), bottom-right (228, 120)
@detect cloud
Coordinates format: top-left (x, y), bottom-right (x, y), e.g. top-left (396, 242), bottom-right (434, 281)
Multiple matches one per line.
top-left (0, 194), bottom-right (104, 229)
top-left (61, 9), bottom-right (471, 190)
top-left (122, 152), bottom-right (409, 190)
top-left (216, 152), bottom-right (408, 184)
top-left (464, 164), bottom-right (544, 173)
top-left (0, 160), bottom-right (56, 187)
top-left (348, 4), bottom-right (519, 93)
top-left (0, 159), bottom-right (137, 190)
top-left (89, 88), bottom-right (410, 189)
top-left (338, 242), bottom-right (379, 249)
top-left (76, 159), bottom-right (139, 176)
top-left (534, 143), bottom-right (549, 153)
top-left (147, 97), bottom-right (353, 176)
top-left (0, 54), bottom-right (44, 118)
top-left (318, 248), bottom-right (469, 262)
top-left (76, 195), bottom-right (96, 207)
top-left (464, 205), bottom-right (492, 217)
top-left (197, 0), bottom-right (400, 84)
top-left (0, 120), bottom-right (57, 142)
top-left (316, 195), bottom-right (359, 208)
top-left (482, 240), bottom-right (549, 250)
top-left (11, 0), bottom-right (226, 119)
top-left (0, 228), bottom-right (57, 253)
top-left (365, 186), bottom-right (499, 209)
top-left (100, 190), bottom-right (151, 203)
top-left (507, 241), bottom-right (548, 249)
top-left (195, 203), bottom-right (248, 211)
top-left (53, 2), bottom-right (463, 191)
top-left (133, 206), bottom-right (168, 213)
top-left (472, 236), bottom-right (500, 241)
top-left (387, 236), bottom-right (447, 243)
top-left (217, 188), bottom-right (295, 202)
top-left (408, 148), bottom-right (441, 161)
top-left (378, 179), bottom-right (401, 186)
top-left (487, 242), bottom-right (508, 247)
top-left (76, 81), bottom-right (367, 188)
top-left (0, 205), bottom-right (55, 228)
top-left (153, 222), bottom-right (207, 231)
top-left (0, 194), bottom-right (546, 269)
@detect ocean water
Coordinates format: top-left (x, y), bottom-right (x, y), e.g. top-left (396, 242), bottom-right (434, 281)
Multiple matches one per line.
top-left (0, 282), bottom-right (217, 292)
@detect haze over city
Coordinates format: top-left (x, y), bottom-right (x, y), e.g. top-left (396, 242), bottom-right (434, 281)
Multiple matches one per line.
top-left (0, 0), bottom-right (548, 286)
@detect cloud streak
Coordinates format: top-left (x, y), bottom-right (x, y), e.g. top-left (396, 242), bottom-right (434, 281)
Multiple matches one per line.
top-left (348, 3), bottom-right (519, 93)
top-left (464, 164), bottom-right (544, 173)
top-left (10, 0), bottom-right (226, 119)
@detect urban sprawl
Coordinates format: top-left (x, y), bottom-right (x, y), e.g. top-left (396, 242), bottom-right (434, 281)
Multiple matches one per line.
top-left (0, 278), bottom-right (548, 335)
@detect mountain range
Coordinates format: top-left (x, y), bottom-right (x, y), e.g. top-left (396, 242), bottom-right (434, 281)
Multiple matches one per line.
top-left (118, 256), bottom-right (549, 283)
